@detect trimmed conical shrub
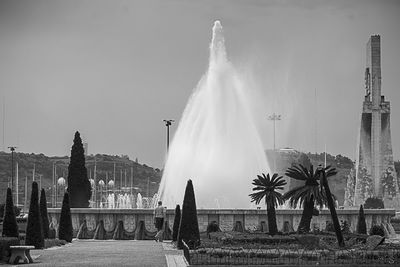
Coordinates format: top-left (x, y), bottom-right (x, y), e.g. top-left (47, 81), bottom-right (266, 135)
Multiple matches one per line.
top-left (177, 180), bottom-right (200, 249)
top-left (67, 131), bottom-right (92, 208)
top-left (356, 204), bottom-right (367, 234)
top-left (58, 192), bottom-right (73, 242)
top-left (2, 188), bottom-right (19, 237)
top-left (40, 188), bottom-right (50, 239)
top-left (26, 181), bottom-right (44, 248)
top-left (172, 204), bottom-right (181, 242)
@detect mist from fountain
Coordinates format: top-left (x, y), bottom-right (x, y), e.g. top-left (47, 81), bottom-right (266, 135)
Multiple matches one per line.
top-left (159, 21), bottom-right (270, 208)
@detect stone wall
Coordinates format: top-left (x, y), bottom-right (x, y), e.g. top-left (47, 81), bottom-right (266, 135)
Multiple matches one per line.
top-left (47, 208), bottom-right (396, 239)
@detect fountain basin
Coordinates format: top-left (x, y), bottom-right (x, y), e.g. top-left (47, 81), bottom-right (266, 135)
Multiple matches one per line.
top-left (47, 208), bottom-right (396, 238)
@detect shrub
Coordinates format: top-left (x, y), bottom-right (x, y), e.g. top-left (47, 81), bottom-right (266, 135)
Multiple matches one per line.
top-left (341, 220), bottom-right (351, 234)
top-left (369, 225), bottom-right (385, 237)
top-left (2, 188), bottom-right (19, 238)
top-left (207, 221), bottom-right (220, 234)
top-left (25, 181), bottom-right (44, 249)
top-left (0, 204), bottom-right (20, 220)
top-left (356, 205), bottom-right (367, 234)
top-left (172, 204), bottom-right (181, 242)
top-left (364, 197), bottom-right (384, 209)
top-left (40, 189), bottom-right (50, 239)
top-left (0, 237), bottom-right (20, 261)
top-left (58, 192), bottom-right (73, 242)
top-left (177, 179), bottom-right (200, 249)
top-left (325, 221), bottom-right (335, 232)
top-left (44, 238), bottom-right (67, 249)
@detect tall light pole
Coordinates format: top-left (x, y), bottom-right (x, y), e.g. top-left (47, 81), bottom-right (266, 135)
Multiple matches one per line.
top-left (268, 113), bottom-right (281, 172)
top-left (8, 146), bottom-right (17, 190)
top-left (163, 119), bottom-right (174, 152)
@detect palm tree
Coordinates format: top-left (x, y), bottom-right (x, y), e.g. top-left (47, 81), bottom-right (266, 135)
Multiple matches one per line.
top-left (249, 173), bottom-right (287, 235)
top-left (283, 164), bottom-right (337, 234)
top-left (319, 167), bottom-right (344, 247)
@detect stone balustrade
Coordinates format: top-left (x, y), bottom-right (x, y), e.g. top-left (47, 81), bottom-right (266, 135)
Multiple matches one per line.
top-left (47, 208), bottom-right (396, 239)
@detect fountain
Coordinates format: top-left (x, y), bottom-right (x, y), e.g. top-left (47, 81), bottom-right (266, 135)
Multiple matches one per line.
top-left (46, 24), bottom-right (397, 239)
top-left (159, 21), bottom-right (270, 208)
top-left (136, 193), bottom-right (143, 209)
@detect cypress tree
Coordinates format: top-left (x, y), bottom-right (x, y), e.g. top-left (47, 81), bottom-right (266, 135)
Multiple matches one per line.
top-left (172, 204), bottom-right (181, 242)
top-left (58, 192), bottom-right (73, 242)
top-left (177, 180), bottom-right (200, 249)
top-left (356, 204), bottom-right (367, 234)
top-left (26, 181), bottom-right (44, 248)
top-left (2, 188), bottom-right (19, 238)
top-left (67, 131), bottom-right (92, 208)
top-left (40, 188), bottom-right (50, 239)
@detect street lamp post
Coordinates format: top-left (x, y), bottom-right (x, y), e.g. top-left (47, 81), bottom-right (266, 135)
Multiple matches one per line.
top-left (8, 146), bottom-right (17, 191)
top-left (268, 113), bottom-right (281, 172)
top-left (163, 120), bottom-right (174, 152)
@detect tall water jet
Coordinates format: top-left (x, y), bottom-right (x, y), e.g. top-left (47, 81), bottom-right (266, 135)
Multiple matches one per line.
top-left (159, 21), bottom-right (270, 208)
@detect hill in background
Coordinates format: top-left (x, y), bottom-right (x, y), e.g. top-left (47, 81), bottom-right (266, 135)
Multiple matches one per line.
top-left (266, 149), bottom-right (354, 206)
top-left (0, 152), bottom-right (161, 210)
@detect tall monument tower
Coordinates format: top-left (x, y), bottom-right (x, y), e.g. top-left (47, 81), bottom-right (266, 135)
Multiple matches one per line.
top-left (353, 35), bottom-right (399, 208)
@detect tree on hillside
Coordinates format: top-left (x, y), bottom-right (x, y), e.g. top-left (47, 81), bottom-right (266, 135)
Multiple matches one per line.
top-left (249, 173), bottom-right (286, 235)
top-left (59, 192), bottom-right (73, 242)
top-left (26, 181), bottom-right (44, 248)
top-left (2, 188), bottom-right (19, 237)
top-left (284, 164), bottom-right (336, 233)
top-left (40, 188), bottom-right (50, 239)
top-left (177, 180), bottom-right (200, 249)
top-left (172, 204), bottom-right (181, 242)
top-left (67, 131), bottom-right (92, 208)
top-left (364, 197), bottom-right (384, 209)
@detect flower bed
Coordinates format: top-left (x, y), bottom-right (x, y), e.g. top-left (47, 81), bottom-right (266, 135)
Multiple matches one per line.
top-left (189, 232), bottom-right (400, 265)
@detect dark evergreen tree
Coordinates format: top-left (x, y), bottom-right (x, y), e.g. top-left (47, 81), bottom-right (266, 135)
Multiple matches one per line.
top-left (177, 180), bottom-right (200, 249)
top-left (0, 204), bottom-right (20, 219)
top-left (172, 204), bottom-right (181, 242)
top-left (2, 188), bottom-right (19, 237)
top-left (40, 188), bottom-right (50, 239)
top-left (58, 192), bottom-right (73, 242)
top-left (356, 205), bottom-right (367, 234)
top-left (26, 181), bottom-right (44, 248)
top-left (67, 131), bottom-right (92, 208)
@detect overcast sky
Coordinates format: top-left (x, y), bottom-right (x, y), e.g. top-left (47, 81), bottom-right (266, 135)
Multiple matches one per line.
top-left (0, 0), bottom-right (399, 168)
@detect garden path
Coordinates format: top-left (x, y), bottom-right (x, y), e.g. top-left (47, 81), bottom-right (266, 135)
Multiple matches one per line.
top-left (28, 240), bottom-right (187, 267)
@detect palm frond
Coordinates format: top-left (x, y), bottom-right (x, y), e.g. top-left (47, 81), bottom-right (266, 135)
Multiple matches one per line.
top-left (249, 172), bottom-right (287, 207)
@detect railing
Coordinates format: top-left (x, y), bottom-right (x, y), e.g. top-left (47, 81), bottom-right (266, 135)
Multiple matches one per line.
top-left (188, 241), bottom-right (400, 265)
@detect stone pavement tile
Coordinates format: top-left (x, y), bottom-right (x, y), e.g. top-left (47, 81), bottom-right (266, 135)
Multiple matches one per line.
top-left (30, 240), bottom-right (167, 267)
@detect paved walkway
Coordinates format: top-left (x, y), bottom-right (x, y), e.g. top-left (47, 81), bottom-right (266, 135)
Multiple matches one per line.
top-left (27, 240), bottom-right (186, 267)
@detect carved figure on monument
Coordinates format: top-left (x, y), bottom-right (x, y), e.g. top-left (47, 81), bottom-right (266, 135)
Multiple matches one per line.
top-left (348, 35), bottom-right (400, 209)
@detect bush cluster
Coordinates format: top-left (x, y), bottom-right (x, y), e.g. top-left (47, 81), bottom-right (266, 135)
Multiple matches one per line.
top-left (364, 197), bottom-right (384, 209)
top-left (207, 221), bottom-right (220, 234)
top-left (369, 225), bottom-right (385, 237)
